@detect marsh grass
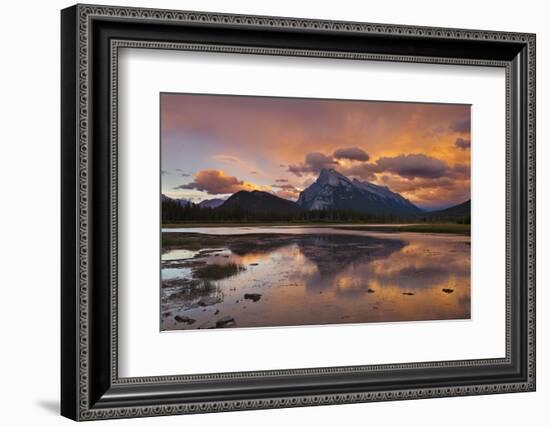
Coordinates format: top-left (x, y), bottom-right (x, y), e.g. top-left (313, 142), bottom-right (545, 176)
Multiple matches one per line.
top-left (332, 223), bottom-right (470, 235)
top-left (166, 279), bottom-right (218, 302)
top-left (194, 263), bottom-right (245, 280)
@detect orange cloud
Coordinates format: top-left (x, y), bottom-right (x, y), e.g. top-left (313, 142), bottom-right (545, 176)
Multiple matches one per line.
top-left (175, 169), bottom-right (270, 195)
top-left (377, 174), bottom-right (470, 208)
top-left (272, 182), bottom-right (301, 200)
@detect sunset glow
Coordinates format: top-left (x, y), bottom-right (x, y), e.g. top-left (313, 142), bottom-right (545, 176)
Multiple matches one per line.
top-left (161, 93), bottom-right (470, 210)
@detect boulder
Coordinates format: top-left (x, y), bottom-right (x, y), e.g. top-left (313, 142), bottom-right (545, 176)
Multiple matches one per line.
top-left (244, 293), bottom-right (262, 302)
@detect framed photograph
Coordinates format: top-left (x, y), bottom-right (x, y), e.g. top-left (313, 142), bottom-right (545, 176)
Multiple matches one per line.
top-left (61, 4), bottom-right (536, 421)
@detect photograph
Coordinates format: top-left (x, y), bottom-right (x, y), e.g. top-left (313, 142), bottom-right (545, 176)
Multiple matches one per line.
top-left (57, 3), bottom-right (536, 420)
top-left (160, 93), bottom-right (472, 331)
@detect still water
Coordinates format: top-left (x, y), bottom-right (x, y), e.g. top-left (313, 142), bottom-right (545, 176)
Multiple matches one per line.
top-left (161, 226), bottom-right (470, 330)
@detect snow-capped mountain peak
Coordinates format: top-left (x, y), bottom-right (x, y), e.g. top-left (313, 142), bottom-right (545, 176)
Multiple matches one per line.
top-left (297, 168), bottom-right (354, 210)
top-left (317, 168), bottom-right (353, 187)
top-left (198, 198), bottom-right (226, 209)
top-left (351, 178), bottom-right (409, 205)
top-left (161, 194), bottom-right (192, 207)
top-left (297, 168), bottom-right (421, 215)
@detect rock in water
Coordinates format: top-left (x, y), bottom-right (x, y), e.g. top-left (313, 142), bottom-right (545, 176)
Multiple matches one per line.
top-left (216, 315), bottom-right (235, 328)
top-left (244, 293), bottom-right (262, 302)
top-left (174, 315), bottom-right (196, 324)
top-left (402, 292), bottom-right (415, 296)
top-left (442, 288), bottom-right (455, 294)
top-left (198, 296), bottom-right (222, 306)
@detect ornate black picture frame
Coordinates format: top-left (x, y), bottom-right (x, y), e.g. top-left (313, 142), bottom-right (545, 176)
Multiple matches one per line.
top-left (61, 4), bottom-right (536, 421)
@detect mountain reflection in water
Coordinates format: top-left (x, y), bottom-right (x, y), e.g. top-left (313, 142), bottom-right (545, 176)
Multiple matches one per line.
top-left (161, 227), bottom-right (470, 330)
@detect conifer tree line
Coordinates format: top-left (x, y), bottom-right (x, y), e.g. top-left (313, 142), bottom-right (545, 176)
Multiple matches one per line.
top-left (161, 199), bottom-right (470, 224)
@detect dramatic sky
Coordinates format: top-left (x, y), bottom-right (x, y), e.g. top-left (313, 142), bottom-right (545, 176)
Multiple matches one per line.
top-left (161, 93), bottom-right (471, 210)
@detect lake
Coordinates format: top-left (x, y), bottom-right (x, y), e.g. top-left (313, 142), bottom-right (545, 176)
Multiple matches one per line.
top-left (161, 226), bottom-right (470, 330)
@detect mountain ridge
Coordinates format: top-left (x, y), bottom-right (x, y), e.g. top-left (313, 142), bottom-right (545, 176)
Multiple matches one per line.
top-left (297, 168), bottom-right (421, 216)
top-left (219, 190), bottom-right (302, 214)
top-left (426, 200), bottom-right (470, 218)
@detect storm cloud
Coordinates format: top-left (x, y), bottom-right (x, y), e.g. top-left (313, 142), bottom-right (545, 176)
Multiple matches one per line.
top-left (455, 138), bottom-right (471, 150)
top-left (333, 147), bottom-right (370, 162)
top-left (373, 154), bottom-right (450, 180)
top-left (342, 163), bottom-right (378, 181)
top-left (288, 152), bottom-right (338, 176)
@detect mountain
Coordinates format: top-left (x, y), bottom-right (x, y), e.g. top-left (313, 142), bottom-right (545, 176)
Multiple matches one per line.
top-left (161, 194), bottom-right (192, 207)
top-left (297, 168), bottom-right (421, 216)
top-left (219, 190), bottom-right (302, 214)
top-left (427, 200), bottom-right (470, 218)
top-left (199, 198), bottom-right (226, 209)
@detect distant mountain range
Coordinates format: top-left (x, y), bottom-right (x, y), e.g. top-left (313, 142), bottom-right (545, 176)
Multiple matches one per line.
top-left (162, 168), bottom-right (470, 218)
top-left (161, 194), bottom-right (192, 207)
top-left (162, 194), bottom-right (226, 209)
top-left (198, 198), bottom-right (226, 209)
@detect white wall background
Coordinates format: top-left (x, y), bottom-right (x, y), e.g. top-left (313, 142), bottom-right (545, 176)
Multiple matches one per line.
top-left (0, 0), bottom-right (546, 424)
